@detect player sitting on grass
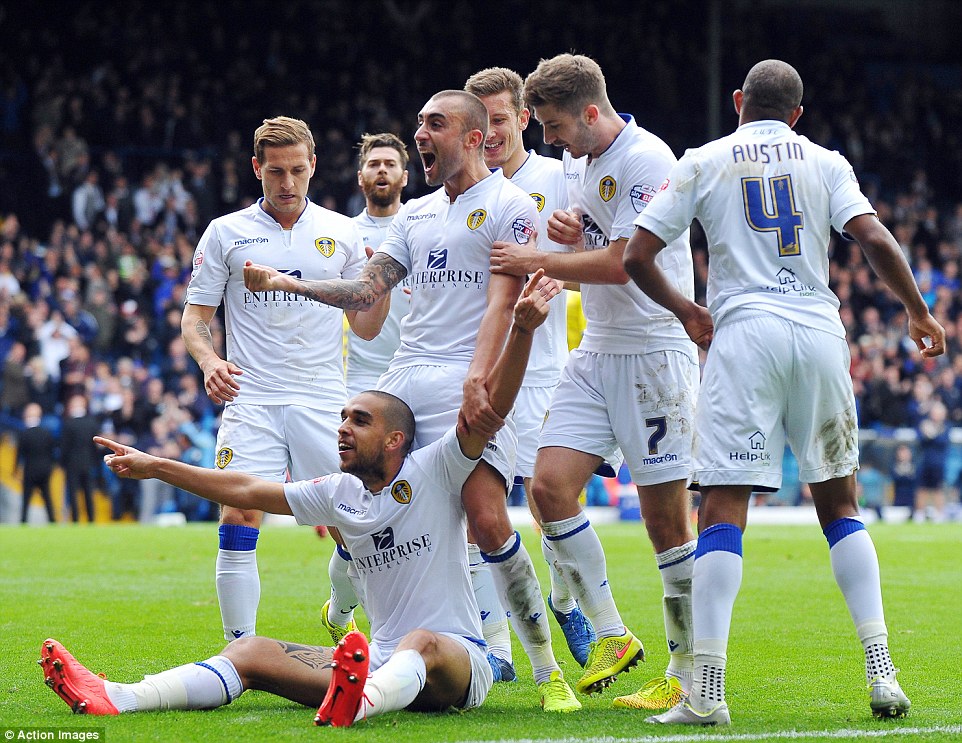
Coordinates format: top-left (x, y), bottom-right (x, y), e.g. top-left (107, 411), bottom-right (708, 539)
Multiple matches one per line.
top-left (39, 271), bottom-right (570, 726)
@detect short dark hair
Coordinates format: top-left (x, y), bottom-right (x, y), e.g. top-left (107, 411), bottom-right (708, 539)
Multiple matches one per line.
top-left (741, 60), bottom-right (804, 122)
top-left (361, 390), bottom-right (416, 456)
top-left (430, 90), bottom-right (489, 138)
top-left (357, 132), bottom-right (409, 170)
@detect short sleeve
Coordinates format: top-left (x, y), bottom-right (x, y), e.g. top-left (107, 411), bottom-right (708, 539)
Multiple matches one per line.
top-left (185, 221), bottom-right (228, 306)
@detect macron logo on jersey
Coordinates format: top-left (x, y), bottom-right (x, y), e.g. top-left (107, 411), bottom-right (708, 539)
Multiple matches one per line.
top-left (427, 248), bottom-right (448, 270)
top-left (232, 237), bottom-right (270, 247)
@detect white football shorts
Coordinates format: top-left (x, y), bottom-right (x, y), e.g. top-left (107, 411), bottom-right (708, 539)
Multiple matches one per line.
top-left (539, 348), bottom-right (698, 485)
top-left (369, 633), bottom-right (492, 709)
top-left (214, 403), bottom-right (341, 481)
top-left (514, 383), bottom-right (555, 480)
top-left (346, 368), bottom-right (384, 400)
top-left (377, 364), bottom-right (517, 488)
top-left (694, 308), bottom-right (859, 490)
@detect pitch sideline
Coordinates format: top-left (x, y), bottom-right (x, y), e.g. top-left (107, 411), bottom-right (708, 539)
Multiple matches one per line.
top-left (461, 724), bottom-right (962, 743)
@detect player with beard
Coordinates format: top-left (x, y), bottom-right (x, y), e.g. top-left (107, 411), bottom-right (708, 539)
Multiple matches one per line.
top-left (243, 90), bottom-right (580, 712)
top-left (346, 133), bottom-right (412, 397)
top-left (323, 134), bottom-right (412, 645)
top-left (39, 272), bottom-right (555, 727)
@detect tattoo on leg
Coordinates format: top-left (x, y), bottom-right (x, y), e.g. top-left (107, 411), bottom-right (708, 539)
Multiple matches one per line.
top-left (275, 641), bottom-right (333, 671)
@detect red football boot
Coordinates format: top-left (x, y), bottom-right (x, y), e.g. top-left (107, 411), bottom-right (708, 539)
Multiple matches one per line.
top-left (314, 631), bottom-right (370, 727)
top-left (39, 639), bottom-right (119, 715)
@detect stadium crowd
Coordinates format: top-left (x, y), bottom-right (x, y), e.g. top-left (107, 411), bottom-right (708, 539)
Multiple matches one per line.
top-left (1, 1), bottom-right (960, 523)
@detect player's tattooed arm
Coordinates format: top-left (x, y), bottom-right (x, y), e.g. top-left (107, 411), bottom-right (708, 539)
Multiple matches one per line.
top-left (243, 254), bottom-right (408, 310)
top-left (182, 302), bottom-right (242, 404)
top-left (193, 319), bottom-right (213, 348)
top-left (274, 641), bottom-right (334, 671)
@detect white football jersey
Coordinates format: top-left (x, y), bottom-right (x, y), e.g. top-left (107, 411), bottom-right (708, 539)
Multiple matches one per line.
top-left (284, 427), bottom-right (483, 652)
top-left (637, 120), bottom-right (874, 338)
top-left (564, 115), bottom-right (695, 355)
top-left (511, 151), bottom-right (570, 387)
top-left (186, 199), bottom-right (365, 407)
top-left (346, 209), bottom-right (412, 388)
top-left (377, 171), bottom-right (538, 368)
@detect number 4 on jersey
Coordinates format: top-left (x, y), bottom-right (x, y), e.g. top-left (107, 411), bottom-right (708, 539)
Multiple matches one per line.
top-left (742, 174), bottom-right (804, 256)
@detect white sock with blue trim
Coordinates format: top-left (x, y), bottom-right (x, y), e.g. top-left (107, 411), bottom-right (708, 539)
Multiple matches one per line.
top-left (824, 517), bottom-right (895, 682)
top-left (657, 540), bottom-right (696, 686)
top-left (483, 532), bottom-right (558, 683)
top-left (541, 512), bottom-right (623, 638)
top-left (216, 524), bottom-right (260, 641)
top-left (105, 655), bottom-right (243, 712)
top-left (469, 543), bottom-right (512, 662)
top-left (327, 544), bottom-right (359, 627)
top-left (690, 524), bottom-right (742, 712)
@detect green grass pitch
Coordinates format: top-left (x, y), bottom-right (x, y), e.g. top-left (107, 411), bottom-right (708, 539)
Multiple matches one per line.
top-left (2, 521), bottom-right (961, 742)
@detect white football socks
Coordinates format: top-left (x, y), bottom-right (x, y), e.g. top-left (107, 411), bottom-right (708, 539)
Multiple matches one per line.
top-left (468, 543), bottom-right (512, 663)
top-left (354, 649), bottom-right (426, 722)
top-left (656, 540), bottom-right (696, 686)
top-left (824, 517), bottom-right (895, 683)
top-left (541, 536), bottom-right (576, 614)
top-left (541, 512), bottom-right (624, 638)
top-left (104, 655), bottom-right (243, 712)
top-left (327, 545), bottom-right (359, 628)
top-left (690, 524), bottom-right (743, 713)
top-left (483, 532), bottom-right (558, 684)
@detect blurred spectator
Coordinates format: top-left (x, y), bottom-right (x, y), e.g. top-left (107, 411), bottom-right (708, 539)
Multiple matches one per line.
top-left (172, 419), bottom-right (217, 521)
top-left (915, 400), bottom-right (949, 521)
top-left (35, 307), bottom-right (77, 380)
top-left (58, 337), bottom-right (95, 403)
top-left (60, 290), bottom-right (99, 346)
top-left (890, 443), bottom-right (919, 519)
top-left (17, 402), bottom-right (57, 523)
top-left (1, 341), bottom-right (30, 428)
top-left (71, 170), bottom-right (105, 231)
top-left (24, 355), bottom-right (59, 419)
top-left (59, 393), bottom-right (103, 523)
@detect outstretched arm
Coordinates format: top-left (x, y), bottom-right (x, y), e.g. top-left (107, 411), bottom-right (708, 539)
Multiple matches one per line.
top-left (846, 213), bottom-right (945, 357)
top-left (95, 436), bottom-right (292, 515)
top-left (457, 270), bottom-right (554, 459)
top-left (243, 252), bottom-right (407, 311)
